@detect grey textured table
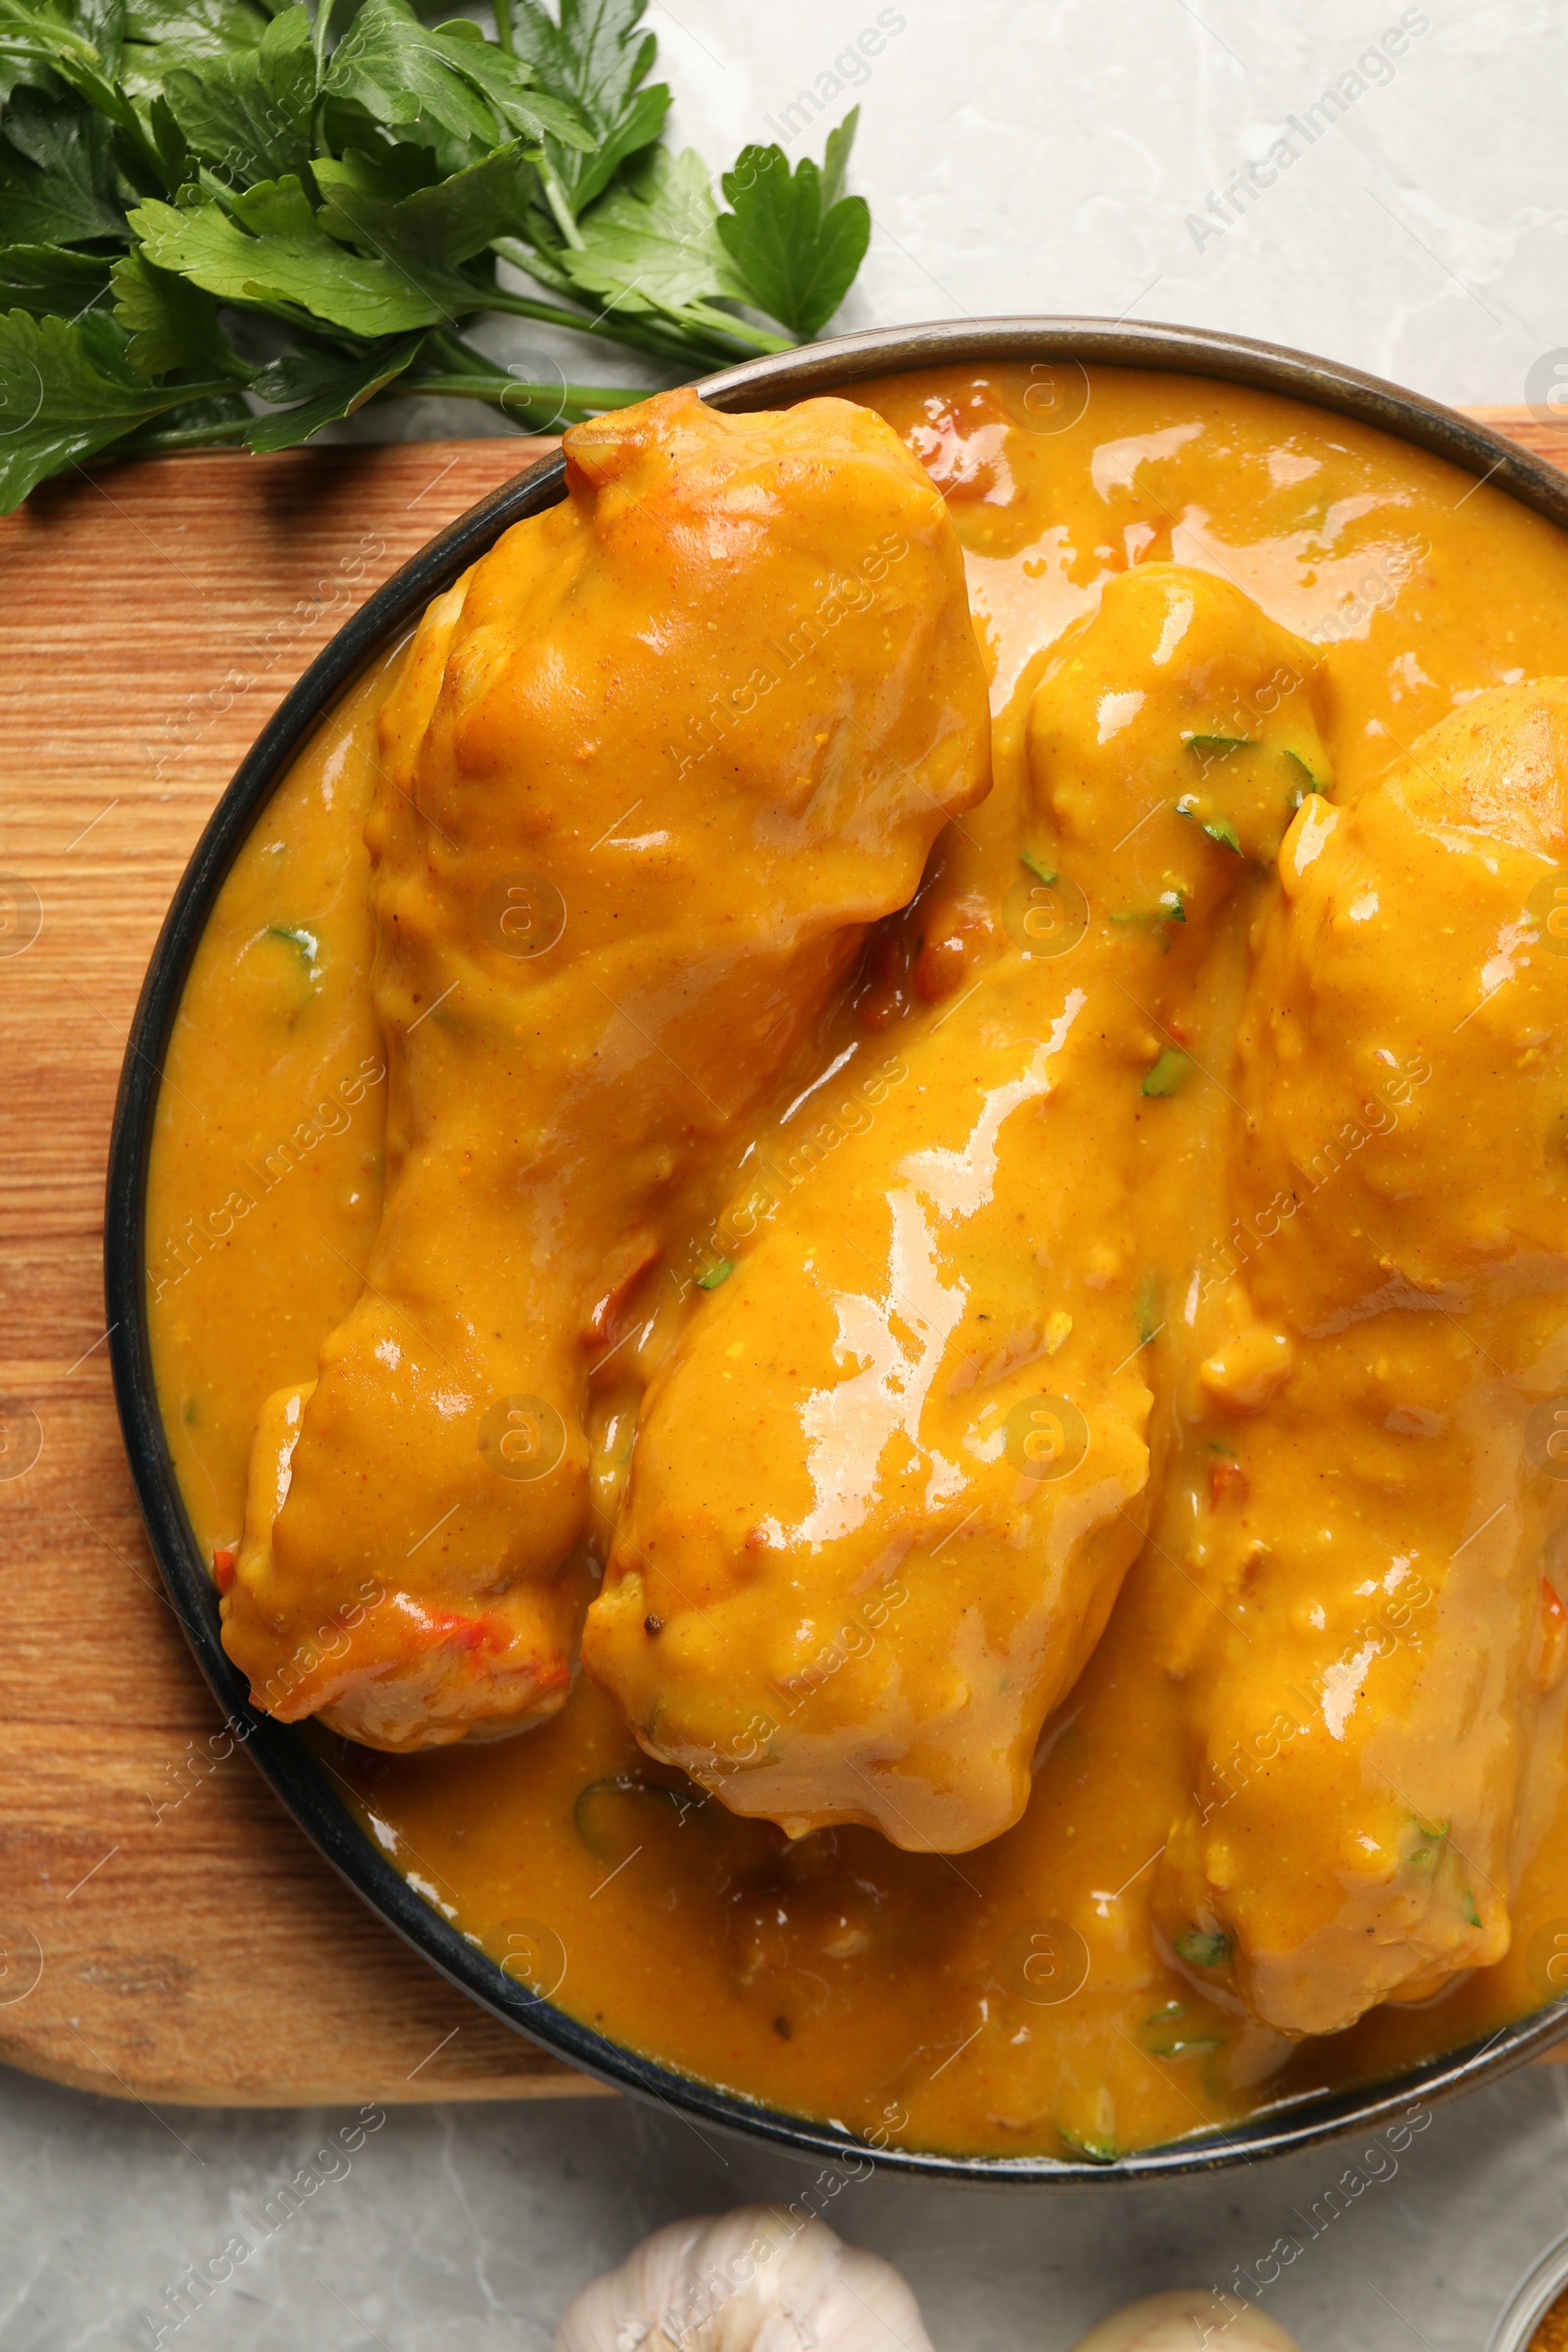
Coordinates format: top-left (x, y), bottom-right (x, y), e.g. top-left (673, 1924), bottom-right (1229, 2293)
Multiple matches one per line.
top-left (4, 2059), bottom-right (1568, 2348)
top-left (6, 0), bottom-right (1567, 2344)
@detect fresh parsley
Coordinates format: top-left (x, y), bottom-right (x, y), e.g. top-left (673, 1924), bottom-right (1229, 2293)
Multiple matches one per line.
top-left (0, 0), bottom-right (875, 508)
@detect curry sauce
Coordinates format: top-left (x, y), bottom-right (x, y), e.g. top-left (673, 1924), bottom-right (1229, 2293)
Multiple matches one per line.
top-left (146, 365), bottom-right (1568, 2160)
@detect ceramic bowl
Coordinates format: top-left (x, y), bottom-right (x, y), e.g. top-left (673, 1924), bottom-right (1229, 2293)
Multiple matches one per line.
top-left (106, 317), bottom-right (1568, 2184)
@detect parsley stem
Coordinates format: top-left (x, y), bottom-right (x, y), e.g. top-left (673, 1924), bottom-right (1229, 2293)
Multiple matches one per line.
top-left (426, 329), bottom-right (506, 376)
top-left (122, 418), bottom-right (254, 453)
top-left (480, 278), bottom-right (657, 339)
top-left (538, 163), bottom-right (586, 251)
top-left (122, 368), bottom-right (648, 464)
top-left (492, 0), bottom-right (514, 53)
top-left (678, 300), bottom-right (791, 355)
top-left (483, 269), bottom-right (732, 368)
top-left (423, 335), bottom-right (646, 412)
top-left (396, 374), bottom-right (647, 415)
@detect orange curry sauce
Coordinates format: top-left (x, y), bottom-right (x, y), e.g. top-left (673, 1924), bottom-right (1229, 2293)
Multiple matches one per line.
top-left (147, 367), bottom-right (1568, 2160)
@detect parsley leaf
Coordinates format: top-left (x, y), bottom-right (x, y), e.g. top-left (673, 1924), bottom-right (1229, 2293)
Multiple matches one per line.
top-left (119, 0), bottom-right (270, 94)
top-left (562, 144), bottom-right (720, 311)
top-left (111, 243), bottom-right (248, 375)
top-left (311, 137), bottom-right (442, 201)
top-left (715, 108), bottom-right (869, 339)
top-left (0, 88), bottom-right (125, 242)
top-left (316, 143), bottom-right (532, 307)
top-left (0, 238), bottom-right (111, 312)
top-left (0, 304), bottom-right (229, 508)
top-left (162, 1), bottom-right (314, 185)
top-left (321, 0), bottom-right (592, 166)
top-left (128, 178), bottom-right (456, 334)
top-left (123, 0), bottom-right (269, 50)
top-left (0, 0), bottom-right (156, 169)
top-left (0, 0), bottom-right (877, 500)
top-left (321, 0), bottom-right (501, 159)
top-left (245, 328), bottom-right (422, 450)
top-left (54, 0), bottom-right (129, 74)
top-left (511, 0), bottom-right (667, 213)
top-left (819, 107), bottom-right (857, 208)
top-left (425, 21), bottom-right (592, 152)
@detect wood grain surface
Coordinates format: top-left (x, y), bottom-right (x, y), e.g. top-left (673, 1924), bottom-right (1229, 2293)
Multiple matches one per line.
top-left (0, 436), bottom-right (604, 2108)
top-left (1, 410), bottom-right (1565, 2112)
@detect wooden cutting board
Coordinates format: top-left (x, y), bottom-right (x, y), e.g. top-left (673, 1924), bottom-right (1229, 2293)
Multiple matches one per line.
top-left (2, 407), bottom-right (1565, 2111)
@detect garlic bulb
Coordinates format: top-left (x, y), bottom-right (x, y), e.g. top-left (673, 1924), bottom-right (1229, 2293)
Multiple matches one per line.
top-left (553, 2203), bottom-right (935, 2352)
top-left (1070, 2288), bottom-right (1299, 2351)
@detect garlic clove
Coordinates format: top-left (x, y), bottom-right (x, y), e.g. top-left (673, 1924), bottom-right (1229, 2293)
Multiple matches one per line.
top-left (1070, 2288), bottom-right (1300, 2351)
top-left (553, 2203), bottom-right (935, 2352)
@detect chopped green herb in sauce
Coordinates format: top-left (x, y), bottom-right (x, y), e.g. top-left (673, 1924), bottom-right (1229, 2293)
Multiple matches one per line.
top-left (1174, 1928), bottom-right (1228, 1969)
top-left (267, 922), bottom-right (321, 972)
top-left (1142, 1050), bottom-right (1193, 1099)
top-left (1185, 734), bottom-right (1256, 760)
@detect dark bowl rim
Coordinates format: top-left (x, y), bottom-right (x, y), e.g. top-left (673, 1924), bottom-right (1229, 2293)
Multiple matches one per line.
top-left (105, 313), bottom-right (1568, 2186)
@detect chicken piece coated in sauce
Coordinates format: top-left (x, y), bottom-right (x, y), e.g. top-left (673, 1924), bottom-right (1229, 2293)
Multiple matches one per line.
top-left (584, 566), bottom-right (1333, 1850)
top-left (220, 386), bottom-right (990, 1750)
top-left (1154, 681), bottom-right (1568, 2035)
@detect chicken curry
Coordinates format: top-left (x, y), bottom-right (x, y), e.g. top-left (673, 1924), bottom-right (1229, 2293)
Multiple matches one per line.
top-left (146, 364), bottom-right (1568, 2160)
